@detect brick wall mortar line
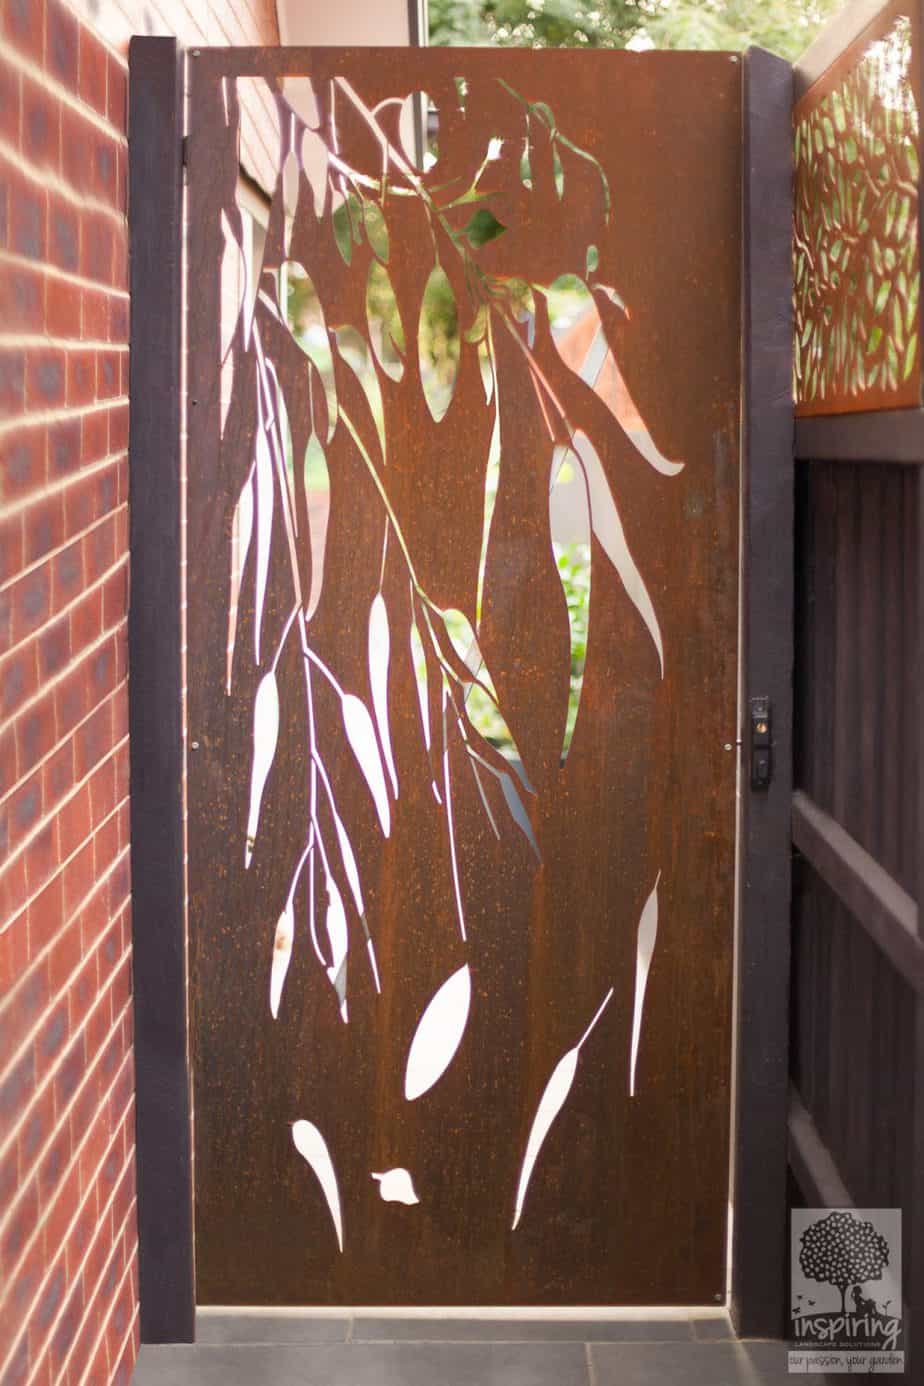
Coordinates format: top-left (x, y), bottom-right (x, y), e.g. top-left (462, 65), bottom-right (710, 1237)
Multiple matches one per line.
top-left (99, 1291), bottom-right (140, 1386)
top-left (0, 252), bottom-right (130, 299)
top-left (28, 1136), bottom-right (137, 1386)
top-left (53, 16), bottom-right (129, 70)
top-left (0, 833), bottom-right (130, 1099)
top-left (0, 507), bottom-right (126, 604)
top-left (0, 1047), bottom-right (136, 1384)
top-left (46, 1190), bottom-right (137, 1386)
top-left (0, 328), bottom-right (130, 352)
top-left (0, 142), bottom-right (127, 223)
top-left (0, 723), bottom-right (129, 900)
top-left (0, 998), bottom-right (134, 1317)
top-left (0, 41), bottom-right (130, 146)
top-left (0, 681), bottom-right (126, 825)
top-left (0, 512), bottom-right (126, 612)
top-left (0, 398), bottom-right (128, 445)
top-left (0, 450), bottom-right (126, 528)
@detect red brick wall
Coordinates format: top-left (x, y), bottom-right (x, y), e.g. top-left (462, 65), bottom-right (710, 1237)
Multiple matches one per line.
top-left (0, 1), bottom-right (280, 1382)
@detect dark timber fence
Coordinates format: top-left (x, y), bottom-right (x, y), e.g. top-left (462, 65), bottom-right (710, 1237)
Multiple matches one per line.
top-left (789, 0), bottom-right (924, 1368)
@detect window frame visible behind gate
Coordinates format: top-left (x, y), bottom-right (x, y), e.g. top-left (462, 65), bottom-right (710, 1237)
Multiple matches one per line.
top-left (126, 34), bottom-right (793, 1343)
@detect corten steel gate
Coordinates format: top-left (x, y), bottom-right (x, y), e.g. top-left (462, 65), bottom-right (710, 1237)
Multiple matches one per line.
top-left (127, 38), bottom-right (793, 1336)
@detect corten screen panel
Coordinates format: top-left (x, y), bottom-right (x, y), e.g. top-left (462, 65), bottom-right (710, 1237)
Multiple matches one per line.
top-left (185, 48), bottom-right (741, 1306)
top-left (794, 0), bottom-right (922, 416)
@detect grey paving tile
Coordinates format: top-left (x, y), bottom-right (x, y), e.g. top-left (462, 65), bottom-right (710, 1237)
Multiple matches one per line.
top-left (690, 1312), bottom-right (735, 1340)
top-left (352, 1316), bottom-right (692, 1342)
top-left (132, 1341), bottom-right (591, 1386)
top-left (195, 1312), bottom-right (349, 1344)
top-left (589, 1339), bottom-right (792, 1386)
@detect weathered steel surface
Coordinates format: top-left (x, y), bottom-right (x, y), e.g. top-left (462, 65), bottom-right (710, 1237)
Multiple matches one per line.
top-left (186, 47), bottom-right (741, 1305)
top-left (793, 0), bottom-right (922, 416)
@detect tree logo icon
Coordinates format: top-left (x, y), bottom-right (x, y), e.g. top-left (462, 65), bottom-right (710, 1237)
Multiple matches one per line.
top-left (799, 1210), bottom-right (890, 1315)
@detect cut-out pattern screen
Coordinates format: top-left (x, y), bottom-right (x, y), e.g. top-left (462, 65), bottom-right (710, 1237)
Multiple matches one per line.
top-left (186, 47), bottom-right (741, 1306)
top-left (794, 3), bottom-right (921, 415)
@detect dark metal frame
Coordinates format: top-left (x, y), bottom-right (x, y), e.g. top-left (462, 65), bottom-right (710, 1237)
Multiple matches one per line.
top-left (127, 33), bottom-right (798, 1341)
top-left (730, 46), bottom-right (795, 1340)
top-left (127, 35), bottom-right (195, 1345)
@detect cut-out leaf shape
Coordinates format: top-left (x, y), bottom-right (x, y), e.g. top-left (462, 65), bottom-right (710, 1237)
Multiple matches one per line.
top-left (409, 617), bottom-right (430, 752)
top-left (292, 1119), bottom-right (343, 1252)
top-left (372, 1168), bottom-right (420, 1205)
top-left (512, 987), bottom-right (613, 1231)
top-left (368, 593), bottom-right (399, 798)
top-left (404, 963), bottom-right (471, 1101)
top-left (441, 691), bottom-right (467, 942)
top-left (366, 261), bottom-right (405, 382)
top-left (246, 672), bottom-right (279, 868)
top-left (442, 606), bottom-right (489, 685)
top-left (575, 432), bottom-right (664, 676)
top-left (629, 873), bottom-right (660, 1097)
top-left (332, 196), bottom-right (353, 265)
top-left (441, 609), bottom-right (532, 794)
top-left (324, 874), bottom-right (349, 1024)
top-left (363, 200), bottom-right (389, 261)
top-left (270, 896), bottom-right (294, 1019)
top-left (253, 427), bottom-right (274, 664)
top-left (333, 808), bottom-right (364, 919)
top-left (498, 771), bottom-right (541, 861)
top-left (342, 693), bottom-right (391, 837)
top-left (301, 126), bottom-right (329, 218)
top-left (464, 208), bottom-right (507, 248)
top-left (219, 211), bottom-right (245, 364)
top-left (399, 91), bottom-right (436, 171)
top-left (236, 473), bottom-right (254, 583)
top-left (335, 327), bottom-right (386, 457)
top-left (303, 434), bottom-right (330, 618)
top-left (226, 472), bottom-right (254, 694)
top-left (265, 357), bottom-right (297, 535)
top-left (283, 262), bottom-right (338, 441)
top-left (419, 265), bottom-right (458, 422)
top-left (550, 278), bottom-right (682, 478)
top-left (550, 446), bottom-right (591, 762)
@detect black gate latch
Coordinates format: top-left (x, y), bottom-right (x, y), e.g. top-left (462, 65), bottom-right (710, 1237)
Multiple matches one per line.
top-left (750, 697), bottom-right (772, 791)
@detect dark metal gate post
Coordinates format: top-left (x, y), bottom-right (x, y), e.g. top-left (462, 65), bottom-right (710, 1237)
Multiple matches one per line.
top-left (128, 34), bottom-right (195, 1344)
top-left (731, 45), bottom-right (794, 1339)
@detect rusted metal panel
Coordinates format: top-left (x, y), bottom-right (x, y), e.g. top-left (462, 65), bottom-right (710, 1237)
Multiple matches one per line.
top-left (793, 0), bottom-right (922, 416)
top-left (186, 47), bottom-right (741, 1305)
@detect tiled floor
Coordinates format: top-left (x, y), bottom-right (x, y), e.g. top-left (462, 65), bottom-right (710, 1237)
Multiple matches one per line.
top-left (131, 1312), bottom-right (795, 1384)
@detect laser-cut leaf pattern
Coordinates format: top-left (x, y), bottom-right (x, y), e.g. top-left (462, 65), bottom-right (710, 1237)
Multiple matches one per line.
top-left (512, 988), bottom-right (614, 1231)
top-left (629, 874), bottom-right (661, 1097)
top-left (218, 71), bottom-right (682, 1233)
top-left (372, 1168), bottom-right (420, 1205)
top-left (270, 897), bottom-right (294, 1020)
top-left (292, 1119), bottom-right (344, 1252)
top-left (246, 671), bottom-right (278, 869)
top-left (369, 593), bottom-right (398, 798)
top-left (404, 963), bottom-right (472, 1101)
top-left (794, 12), bottom-right (921, 411)
top-left (342, 692), bottom-right (391, 838)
